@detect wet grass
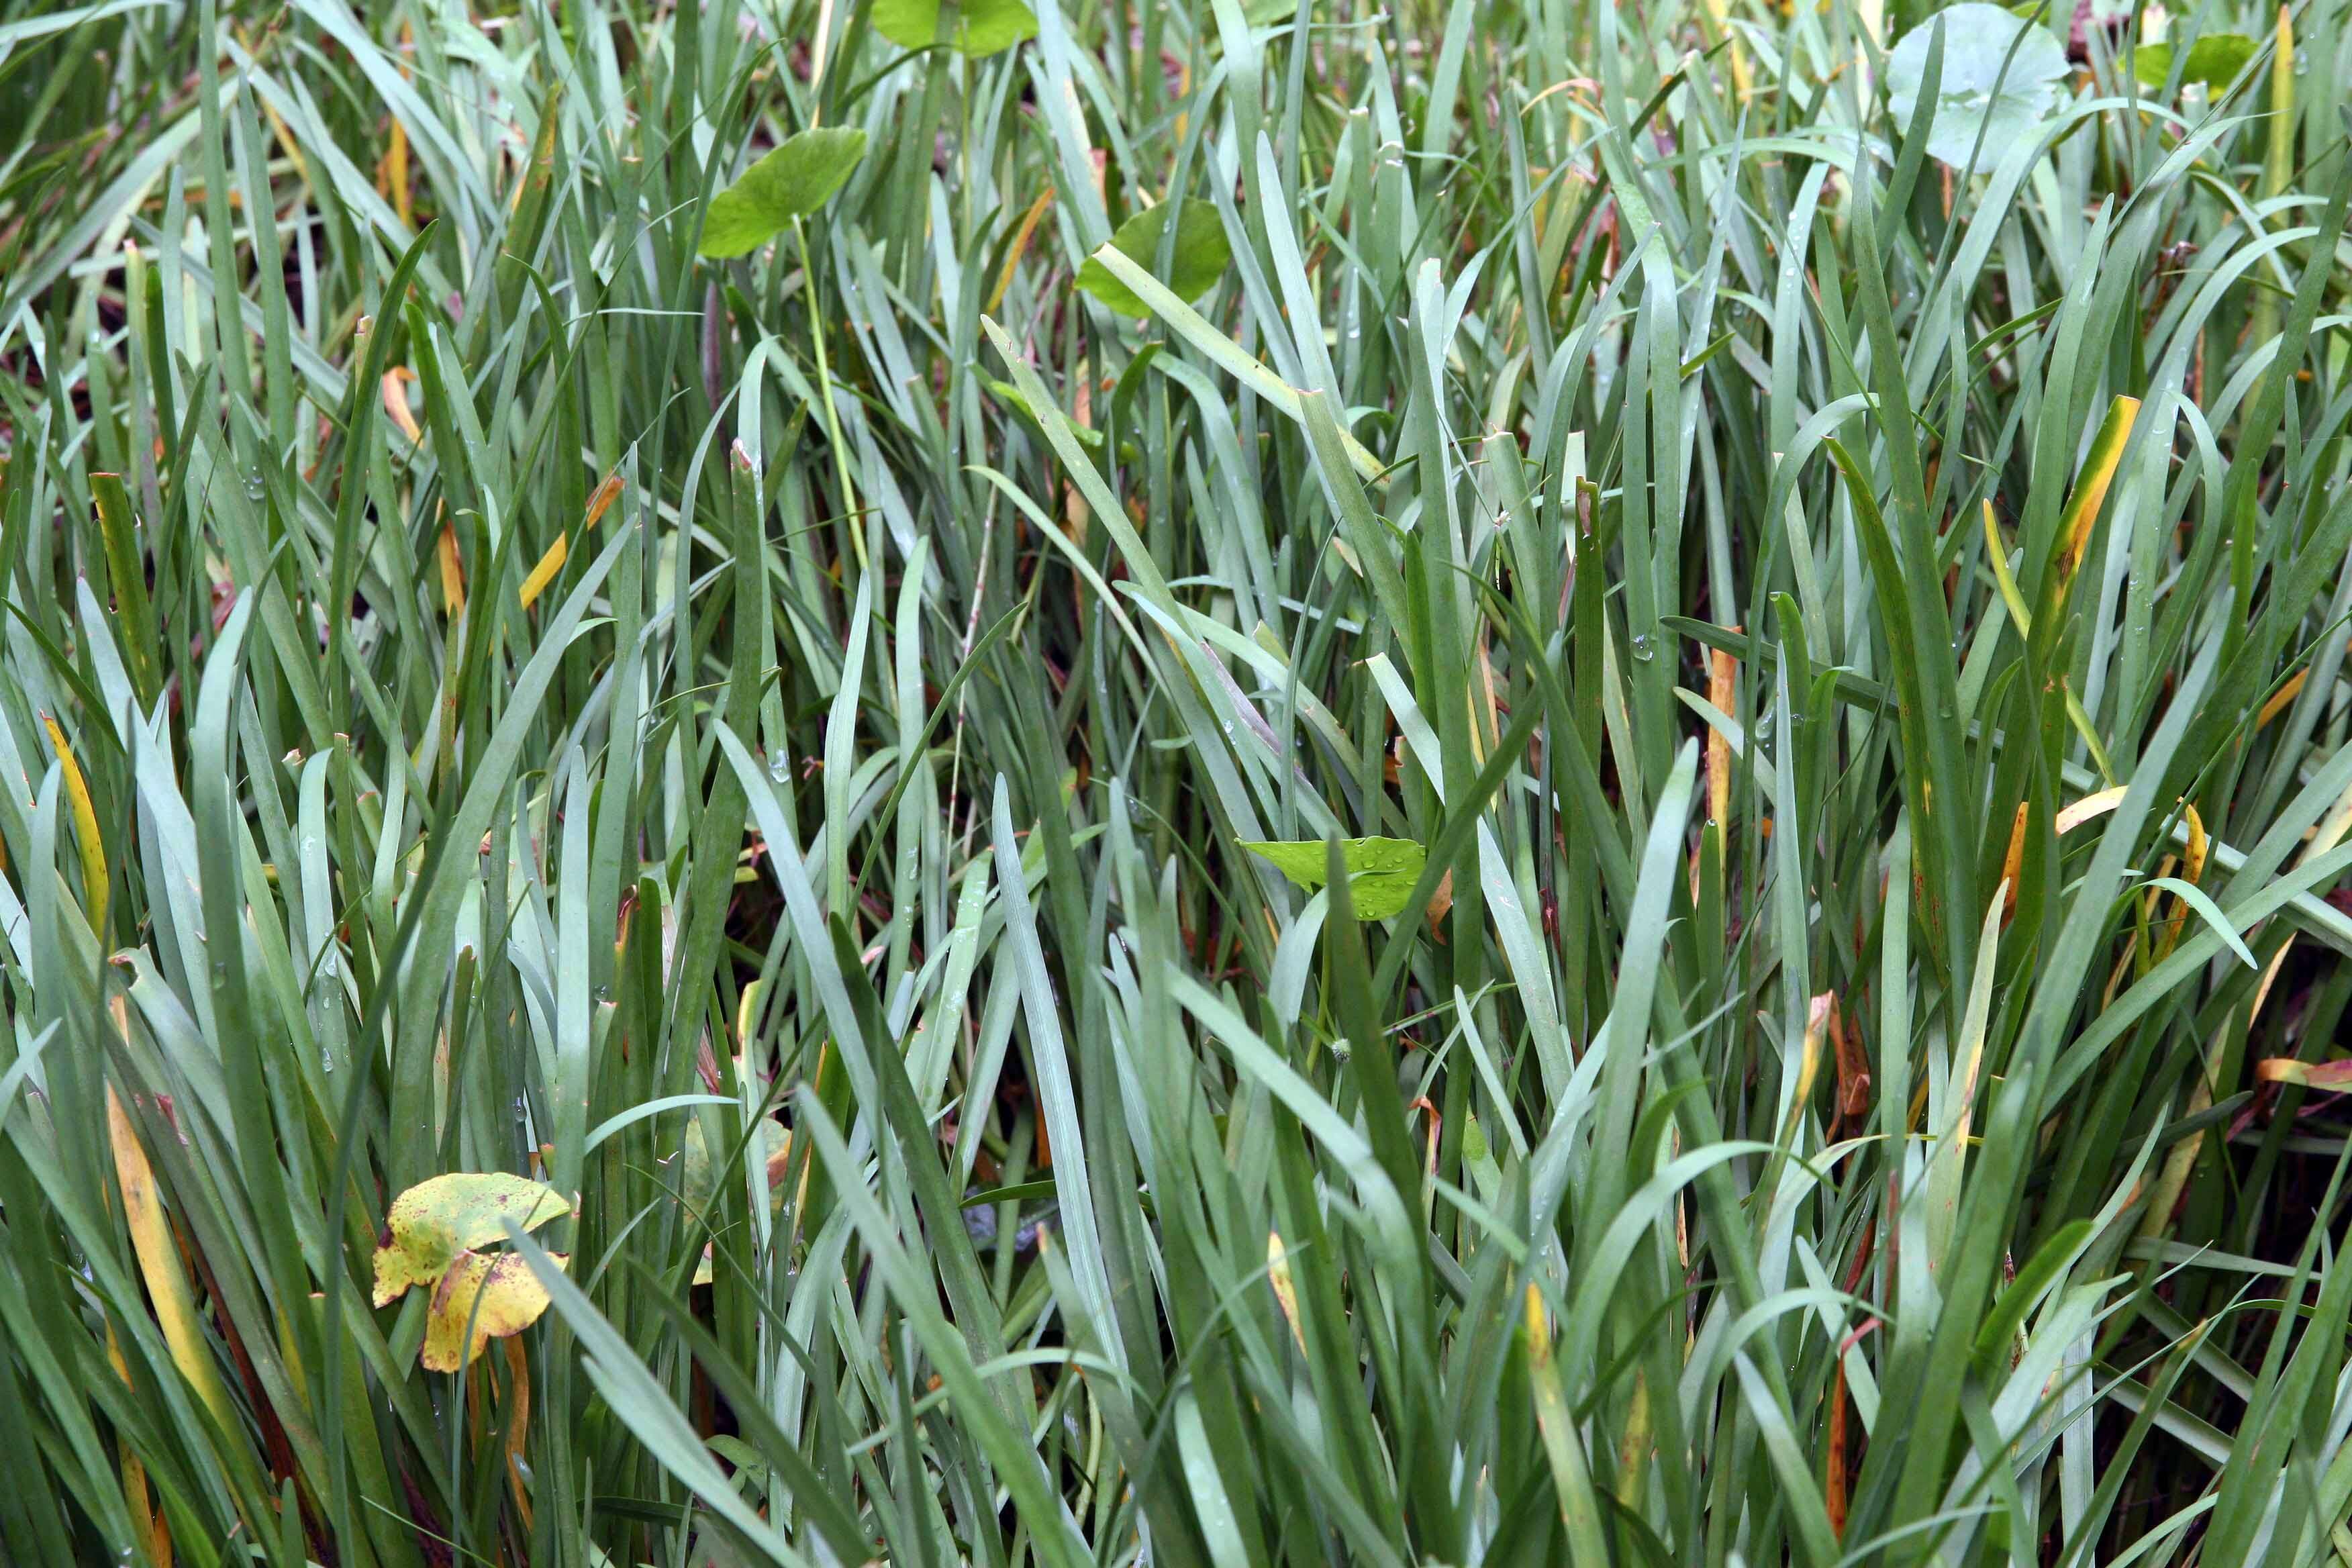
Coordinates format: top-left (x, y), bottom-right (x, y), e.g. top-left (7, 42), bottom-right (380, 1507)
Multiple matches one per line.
top-left (4, 0), bottom-right (2352, 1562)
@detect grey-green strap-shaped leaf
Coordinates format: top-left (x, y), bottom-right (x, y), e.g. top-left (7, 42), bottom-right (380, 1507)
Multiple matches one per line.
top-left (1075, 201), bottom-right (1232, 315)
top-left (980, 375), bottom-right (1104, 448)
top-left (504, 1228), bottom-right (812, 1565)
top-left (871, 0), bottom-right (1037, 56)
top-left (699, 128), bottom-right (869, 258)
top-left (2139, 877), bottom-right (2259, 971)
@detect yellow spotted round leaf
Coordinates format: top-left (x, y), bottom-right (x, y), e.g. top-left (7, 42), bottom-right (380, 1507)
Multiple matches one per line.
top-left (372, 1171), bottom-right (569, 1309)
top-left (421, 1250), bottom-right (568, 1373)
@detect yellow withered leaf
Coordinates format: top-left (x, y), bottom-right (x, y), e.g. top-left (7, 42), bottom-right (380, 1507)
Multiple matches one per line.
top-left (2055, 786), bottom-right (2128, 836)
top-left (107, 1082), bottom-right (237, 1436)
top-left (381, 368), bottom-right (424, 444)
top-left (518, 480), bottom-right (619, 610)
top-left (373, 1171), bottom-right (568, 1309)
top-left (437, 521), bottom-right (466, 615)
top-left (989, 187), bottom-right (1057, 315)
top-left (2257, 668), bottom-right (2310, 732)
top-left (2256, 1057), bottom-right (2352, 1091)
top-left (421, 1250), bottom-right (567, 1373)
top-left (2056, 396), bottom-right (2141, 583)
top-left (41, 713), bottom-right (106, 938)
top-left (583, 473), bottom-right (625, 530)
top-left (518, 532), bottom-right (569, 610)
top-left (1266, 1232), bottom-right (1305, 1352)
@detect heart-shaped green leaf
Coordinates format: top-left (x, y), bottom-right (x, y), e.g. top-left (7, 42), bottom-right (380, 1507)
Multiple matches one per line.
top-left (1240, 836), bottom-right (1427, 921)
top-left (2133, 33), bottom-right (2256, 91)
top-left (1885, 3), bottom-right (2070, 172)
top-left (871, 0), bottom-right (1038, 56)
top-left (1075, 201), bottom-right (1232, 316)
top-left (680, 1118), bottom-right (793, 1222)
top-left (698, 128), bottom-right (869, 258)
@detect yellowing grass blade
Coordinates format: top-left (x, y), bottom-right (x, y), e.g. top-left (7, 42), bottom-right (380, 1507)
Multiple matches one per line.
top-left (1983, 501), bottom-right (2034, 637)
top-left (381, 368), bottom-right (423, 445)
top-left (1525, 1283), bottom-right (1612, 1562)
top-left (2055, 786), bottom-right (2128, 835)
top-left (104, 1321), bottom-right (170, 1568)
top-left (583, 473), bottom-right (625, 530)
top-left (989, 188), bottom-right (1057, 315)
top-left (437, 520), bottom-right (467, 616)
top-left (97, 1098), bottom-right (173, 1568)
top-left (105, 1080), bottom-right (240, 1439)
top-left (520, 480), bottom-right (619, 611)
top-left (1706, 631), bottom-right (1737, 828)
top-left (2157, 771), bottom-right (2352, 1246)
top-left (1998, 802), bottom-right (2029, 922)
top-left (1265, 1232), bottom-right (1306, 1352)
top-left (2255, 1058), bottom-right (2352, 1090)
top-left (519, 532), bottom-right (569, 610)
top-left (2155, 805), bottom-right (2208, 960)
top-left (2057, 396), bottom-right (2141, 584)
top-left (40, 713), bottom-right (106, 939)
top-left (2257, 667), bottom-right (2310, 732)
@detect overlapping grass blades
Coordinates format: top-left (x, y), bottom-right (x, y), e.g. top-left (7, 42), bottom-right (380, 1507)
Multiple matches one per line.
top-left (4, 0), bottom-right (2352, 1563)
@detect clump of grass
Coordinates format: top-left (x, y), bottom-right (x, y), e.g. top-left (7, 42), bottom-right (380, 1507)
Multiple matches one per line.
top-left (3, 0), bottom-right (2352, 1563)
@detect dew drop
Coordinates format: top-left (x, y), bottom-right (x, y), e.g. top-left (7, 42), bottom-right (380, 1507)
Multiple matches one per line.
top-left (767, 750), bottom-right (791, 783)
top-left (1630, 633), bottom-right (1655, 663)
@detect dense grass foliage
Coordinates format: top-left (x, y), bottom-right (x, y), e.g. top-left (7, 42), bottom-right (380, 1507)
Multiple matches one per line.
top-left (5, 0), bottom-right (2352, 1561)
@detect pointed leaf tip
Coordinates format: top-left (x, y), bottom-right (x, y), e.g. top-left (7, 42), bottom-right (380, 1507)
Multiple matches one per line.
top-left (1076, 201), bottom-right (1232, 315)
top-left (1240, 836), bottom-right (1427, 920)
top-left (698, 128), bottom-right (869, 258)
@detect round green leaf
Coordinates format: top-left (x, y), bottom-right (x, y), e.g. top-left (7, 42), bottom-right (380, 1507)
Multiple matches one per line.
top-left (372, 1171), bottom-right (569, 1308)
top-left (1075, 201), bottom-right (1234, 317)
top-left (1885, 3), bottom-right (2071, 172)
top-left (698, 128), bottom-right (870, 259)
top-left (2133, 33), bottom-right (2257, 91)
top-left (871, 0), bottom-right (1038, 56)
top-left (680, 1118), bottom-right (792, 1222)
top-left (1461, 1112), bottom-right (1490, 1165)
top-left (1239, 836), bottom-right (1428, 921)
